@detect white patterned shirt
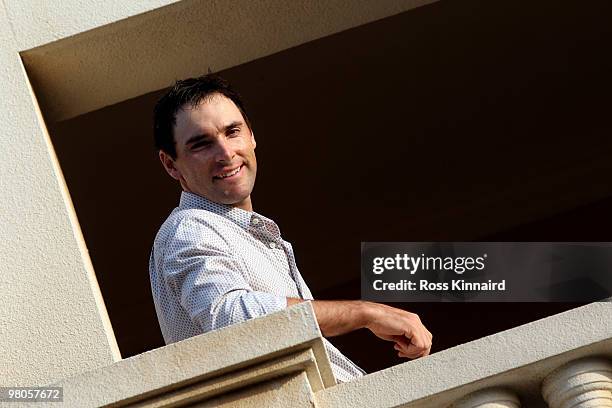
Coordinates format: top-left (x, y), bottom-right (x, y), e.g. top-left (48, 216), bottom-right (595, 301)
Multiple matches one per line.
top-left (149, 191), bottom-right (365, 382)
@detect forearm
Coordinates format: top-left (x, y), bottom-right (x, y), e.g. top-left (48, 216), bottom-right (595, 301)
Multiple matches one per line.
top-left (287, 297), bottom-right (432, 359)
top-left (287, 298), bottom-right (371, 337)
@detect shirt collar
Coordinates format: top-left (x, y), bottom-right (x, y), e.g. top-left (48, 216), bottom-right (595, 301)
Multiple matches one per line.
top-left (179, 191), bottom-right (255, 230)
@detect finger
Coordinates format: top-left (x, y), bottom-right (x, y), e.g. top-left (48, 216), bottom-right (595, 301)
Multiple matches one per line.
top-left (425, 331), bottom-right (433, 348)
top-left (392, 335), bottom-right (411, 350)
top-left (401, 348), bottom-right (423, 359)
top-left (394, 339), bottom-right (415, 356)
top-left (397, 347), bottom-right (415, 359)
top-left (395, 331), bottom-right (430, 358)
top-left (390, 334), bottom-right (417, 356)
top-left (394, 343), bottom-right (408, 354)
top-left (407, 333), bottom-right (430, 357)
top-left (419, 339), bottom-right (432, 357)
top-left (394, 343), bottom-right (419, 359)
top-left (401, 342), bottom-right (427, 358)
top-left (423, 331), bottom-right (432, 350)
top-left (395, 331), bottom-right (429, 356)
top-left (409, 332), bottom-right (428, 351)
top-left (421, 340), bottom-right (432, 356)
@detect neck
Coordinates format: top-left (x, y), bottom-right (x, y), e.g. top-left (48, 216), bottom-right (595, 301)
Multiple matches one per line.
top-left (181, 188), bottom-right (254, 212)
top-left (232, 196), bottom-right (253, 212)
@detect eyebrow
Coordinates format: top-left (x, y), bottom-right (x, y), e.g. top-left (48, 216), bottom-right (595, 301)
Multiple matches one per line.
top-left (184, 121), bottom-right (244, 146)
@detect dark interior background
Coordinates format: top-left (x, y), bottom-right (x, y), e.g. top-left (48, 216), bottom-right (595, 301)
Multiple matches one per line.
top-left (48, 0), bottom-right (612, 373)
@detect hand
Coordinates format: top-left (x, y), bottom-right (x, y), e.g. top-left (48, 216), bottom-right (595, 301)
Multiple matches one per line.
top-left (362, 302), bottom-right (432, 359)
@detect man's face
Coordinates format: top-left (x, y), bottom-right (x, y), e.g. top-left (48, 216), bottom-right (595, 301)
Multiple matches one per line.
top-left (160, 93), bottom-right (257, 210)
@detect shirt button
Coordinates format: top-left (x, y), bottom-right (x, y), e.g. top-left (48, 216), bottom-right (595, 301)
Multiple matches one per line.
top-left (269, 242), bottom-right (277, 249)
top-left (251, 217), bottom-right (261, 226)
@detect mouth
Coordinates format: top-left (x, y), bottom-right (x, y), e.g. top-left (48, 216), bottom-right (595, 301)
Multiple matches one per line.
top-left (213, 164), bottom-right (243, 181)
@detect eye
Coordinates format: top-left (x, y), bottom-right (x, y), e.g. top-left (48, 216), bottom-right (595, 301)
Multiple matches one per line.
top-left (191, 140), bottom-right (211, 150)
top-left (228, 127), bottom-right (241, 137)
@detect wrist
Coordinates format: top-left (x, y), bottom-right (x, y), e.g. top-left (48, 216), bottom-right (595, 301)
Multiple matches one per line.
top-left (357, 301), bottom-right (376, 329)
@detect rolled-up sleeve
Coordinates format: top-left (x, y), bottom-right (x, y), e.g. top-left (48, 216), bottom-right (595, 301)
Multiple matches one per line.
top-left (162, 216), bottom-right (287, 333)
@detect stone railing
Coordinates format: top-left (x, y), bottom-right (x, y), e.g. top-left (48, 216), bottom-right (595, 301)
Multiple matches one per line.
top-left (44, 302), bottom-right (334, 407)
top-left (43, 301), bottom-right (611, 407)
top-left (449, 357), bottom-right (612, 408)
top-left (316, 301), bottom-right (612, 408)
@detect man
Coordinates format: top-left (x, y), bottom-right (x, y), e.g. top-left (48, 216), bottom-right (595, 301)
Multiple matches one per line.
top-left (149, 74), bottom-right (432, 383)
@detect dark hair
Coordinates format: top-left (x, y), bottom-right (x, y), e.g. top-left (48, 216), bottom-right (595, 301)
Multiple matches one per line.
top-left (153, 74), bottom-right (252, 159)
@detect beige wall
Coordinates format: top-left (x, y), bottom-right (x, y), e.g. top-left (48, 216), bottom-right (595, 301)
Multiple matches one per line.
top-left (0, 2), bottom-right (121, 386)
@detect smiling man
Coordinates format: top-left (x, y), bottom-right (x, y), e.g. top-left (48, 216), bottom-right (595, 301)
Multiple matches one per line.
top-left (149, 74), bottom-right (432, 383)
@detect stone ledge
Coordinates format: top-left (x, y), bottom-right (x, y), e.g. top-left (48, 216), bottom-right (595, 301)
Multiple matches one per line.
top-left (128, 348), bottom-right (323, 407)
top-left (45, 301), bottom-right (333, 407)
top-left (316, 301), bottom-right (612, 408)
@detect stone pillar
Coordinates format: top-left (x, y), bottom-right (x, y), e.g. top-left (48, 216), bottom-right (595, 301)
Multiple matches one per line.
top-left (542, 357), bottom-right (612, 408)
top-left (452, 388), bottom-right (521, 408)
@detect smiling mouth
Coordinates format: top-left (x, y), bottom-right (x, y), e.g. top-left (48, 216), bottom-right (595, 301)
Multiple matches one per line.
top-left (213, 165), bottom-right (243, 180)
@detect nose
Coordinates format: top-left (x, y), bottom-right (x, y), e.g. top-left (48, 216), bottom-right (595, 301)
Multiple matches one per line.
top-left (214, 138), bottom-right (235, 163)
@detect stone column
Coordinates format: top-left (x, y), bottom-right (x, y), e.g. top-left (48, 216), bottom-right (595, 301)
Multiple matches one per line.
top-left (542, 357), bottom-right (612, 408)
top-left (452, 388), bottom-right (521, 407)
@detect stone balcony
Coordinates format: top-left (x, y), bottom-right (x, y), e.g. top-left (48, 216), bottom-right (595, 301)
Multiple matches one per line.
top-left (47, 301), bottom-right (611, 407)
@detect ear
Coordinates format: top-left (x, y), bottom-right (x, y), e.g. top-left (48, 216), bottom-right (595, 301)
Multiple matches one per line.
top-left (250, 131), bottom-right (256, 149)
top-left (159, 150), bottom-right (182, 181)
